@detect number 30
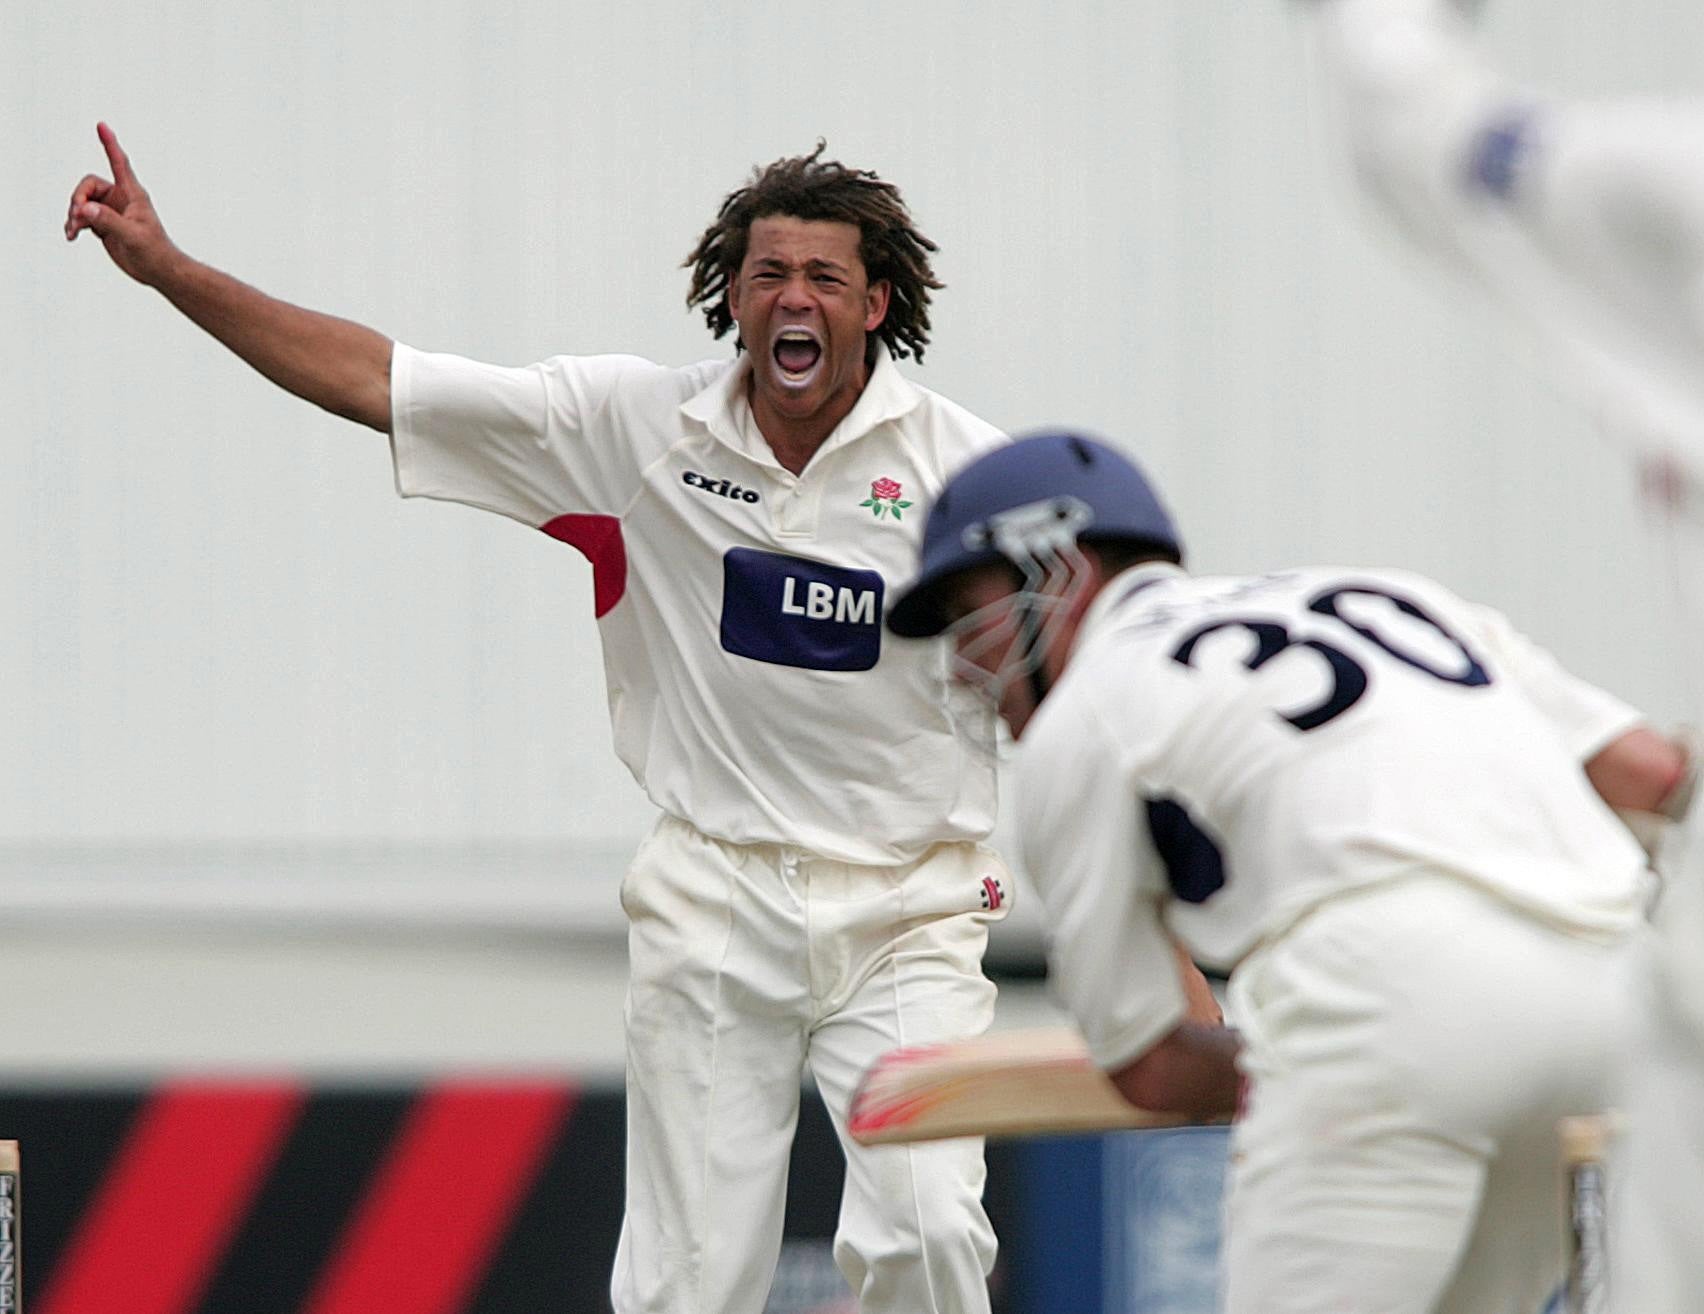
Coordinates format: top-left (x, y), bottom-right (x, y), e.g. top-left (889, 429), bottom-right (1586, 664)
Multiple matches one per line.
top-left (1169, 585), bottom-right (1490, 732)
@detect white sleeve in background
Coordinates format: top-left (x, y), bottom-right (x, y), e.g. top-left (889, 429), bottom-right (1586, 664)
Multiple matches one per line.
top-left (1016, 694), bottom-right (1187, 1073)
top-left (1313, 2), bottom-right (1704, 486)
top-left (1312, 0), bottom-right (1515, 261)
top-left (390, 344), bottom-right (656, 526)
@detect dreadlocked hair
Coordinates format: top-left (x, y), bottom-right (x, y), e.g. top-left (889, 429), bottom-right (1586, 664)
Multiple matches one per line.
top-left (683, 142), bottom-right (943, 362)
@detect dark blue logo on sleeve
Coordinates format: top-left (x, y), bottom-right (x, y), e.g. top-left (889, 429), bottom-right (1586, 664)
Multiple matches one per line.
top-left (721, 549), bottom-right (884, 672)
top-left (1145, 798), bottom-right (1226, 904)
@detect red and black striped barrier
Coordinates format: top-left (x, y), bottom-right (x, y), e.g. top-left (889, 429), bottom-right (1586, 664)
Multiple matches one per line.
top-left (0, 1082), bottom-right (1052, 1313)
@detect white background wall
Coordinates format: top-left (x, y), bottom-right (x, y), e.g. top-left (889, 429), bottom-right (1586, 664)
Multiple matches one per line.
top-left (3, 2), bottom-right (1702, 1065)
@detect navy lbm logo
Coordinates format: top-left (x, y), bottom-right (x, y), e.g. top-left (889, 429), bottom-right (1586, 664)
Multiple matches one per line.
top-left (720, 549), bottom-right (884, 672)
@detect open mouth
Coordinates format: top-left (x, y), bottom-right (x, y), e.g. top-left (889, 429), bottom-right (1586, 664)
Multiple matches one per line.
top-left (772, 328), bottom-right (823, 381)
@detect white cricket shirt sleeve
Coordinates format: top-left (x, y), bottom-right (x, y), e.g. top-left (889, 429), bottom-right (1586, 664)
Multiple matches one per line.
top-left (1461, 601), bottom-right (1646, 760)
top-left (1016, 692), bottom-right (1189, 1073)
top-left (390, 343), bottom-right (655, 524)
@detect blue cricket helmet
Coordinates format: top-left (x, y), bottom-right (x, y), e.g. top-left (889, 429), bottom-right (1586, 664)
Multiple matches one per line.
top-left (887, 430), bottom-right (1182, 638)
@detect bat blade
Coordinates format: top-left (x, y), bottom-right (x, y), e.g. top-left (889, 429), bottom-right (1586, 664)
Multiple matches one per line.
top-left (849, 1026), bottom-right (1196, 1145)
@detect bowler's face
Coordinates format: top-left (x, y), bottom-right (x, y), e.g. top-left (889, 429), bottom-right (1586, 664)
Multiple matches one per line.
top-left (729, 216), bottom-right (890, 431)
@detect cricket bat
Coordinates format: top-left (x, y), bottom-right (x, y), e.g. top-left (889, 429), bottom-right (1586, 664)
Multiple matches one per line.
top-left (849, 1026), bottom-right (1198, 1145)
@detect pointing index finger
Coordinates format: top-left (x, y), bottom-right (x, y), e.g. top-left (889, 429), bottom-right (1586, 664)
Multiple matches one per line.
top-left (96, 121), bottom-right (135, 185)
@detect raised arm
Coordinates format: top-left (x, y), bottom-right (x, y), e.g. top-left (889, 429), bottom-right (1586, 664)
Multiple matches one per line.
top-left (66, 123), bottom-right (393, 433)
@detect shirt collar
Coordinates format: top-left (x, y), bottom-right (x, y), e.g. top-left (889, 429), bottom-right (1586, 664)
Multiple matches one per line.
top-left (1072, 561), bottom-right (1190, 657)
top-left (679, 341), bottom-right (923, 471)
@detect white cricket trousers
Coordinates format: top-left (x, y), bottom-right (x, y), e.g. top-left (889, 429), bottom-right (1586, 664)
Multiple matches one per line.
top-left (609, 815), bottom-right (1007, 1314)
top-left (1224, 877), bottom-right (1637, 1314)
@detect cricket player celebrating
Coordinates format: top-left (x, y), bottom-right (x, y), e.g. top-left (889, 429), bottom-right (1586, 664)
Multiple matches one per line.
top-left (888, 430), bottom-right (1687, 1313)
top-left (66, 128), bottom-right (1015, 1313)
top-left (1298, 3), bottom-right (1704, 1305)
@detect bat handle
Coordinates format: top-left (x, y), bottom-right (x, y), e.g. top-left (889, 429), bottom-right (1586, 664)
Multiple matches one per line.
top-left (1560, 1114), bottom-right (1612, 1314)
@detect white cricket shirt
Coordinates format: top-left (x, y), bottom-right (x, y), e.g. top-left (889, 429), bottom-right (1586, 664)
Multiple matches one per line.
top-left (1016, 563), bottom-right (1650, 1070)
top-left (390, 342), bottom-right (1003, 865)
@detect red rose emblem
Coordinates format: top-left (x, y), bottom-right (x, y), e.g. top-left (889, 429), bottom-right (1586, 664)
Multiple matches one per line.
top-left (859, 476), bottom-right (914, 520)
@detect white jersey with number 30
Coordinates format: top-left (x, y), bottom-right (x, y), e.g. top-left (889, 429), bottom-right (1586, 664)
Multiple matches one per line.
top-left (1017, 562), bottom-right (1649, 1070)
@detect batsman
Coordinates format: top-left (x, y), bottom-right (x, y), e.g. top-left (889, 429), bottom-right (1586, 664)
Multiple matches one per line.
top-left (889, 430), bottom-right (1687, 1313)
